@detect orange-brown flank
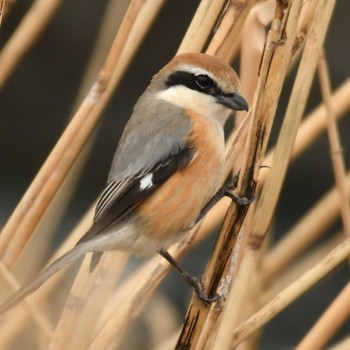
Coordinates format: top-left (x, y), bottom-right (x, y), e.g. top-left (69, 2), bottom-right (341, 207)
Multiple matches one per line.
top-left (136, 109), bottom-right (224, 240)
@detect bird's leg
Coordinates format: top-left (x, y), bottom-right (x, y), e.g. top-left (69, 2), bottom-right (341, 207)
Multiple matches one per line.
top-left (159, 250), bottom-right (219, 303)
top-left (195, 171), bottom-right (255, 225)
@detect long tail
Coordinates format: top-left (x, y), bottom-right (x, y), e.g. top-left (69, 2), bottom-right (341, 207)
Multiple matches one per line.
top-left (0, 241), bottom-right (95, 314)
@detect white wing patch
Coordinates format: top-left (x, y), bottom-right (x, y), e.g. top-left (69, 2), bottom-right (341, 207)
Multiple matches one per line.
top-left (140, 173), bottom-right (154, 190)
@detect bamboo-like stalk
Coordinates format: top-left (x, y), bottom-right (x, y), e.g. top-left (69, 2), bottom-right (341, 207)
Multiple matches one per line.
top-left (0, 0), bottom-right (5, 29)
top-left (329, 335), bottom-right (350, 350)
top-left (0, 0), bottom-right (165, 345)
top-left (212, 0), bottom-right (336, 348)
top-left (261, 232), bottom-right (345, 306)
top-left (193, 0), bottom-right (305, 348)
top-left (0, 0), bottom-right (153, 268)
top-left (0, 1), bottom-right (347, 348)
top-left (318, 50), bottom-right (350, 235)
top-left (263, 77), bottom-right (350, 175)
top-left (239, 0), bottom-right (276, 106)
top-left (0, 0), bottom-right (63, 90)
top-left (0, 203), bottom-right (96, 349)
top-left (206, 0), bottom-right (256, 60)
top-left (177, 0), bottom-right (227, 54)
top-left (0, 261), bottom-right (53, 338)
top-left (49, 252), bottom-right (128, 349)
top-left (145, 295), bottom-right (179, 349)
top-left (262, 172), bottom-right (350, 283)
top-left (296, 281), bottom-right (350, 349)
top-left (231, 237), bottom-right (350, 347)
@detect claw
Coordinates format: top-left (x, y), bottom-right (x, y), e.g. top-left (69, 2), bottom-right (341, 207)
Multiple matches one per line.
top-left (159, 250), bottom-right (219, 304)
top-left (182, 273), bottom-right (220, 303)
top-left (225, 191), bottom-right (256, 206)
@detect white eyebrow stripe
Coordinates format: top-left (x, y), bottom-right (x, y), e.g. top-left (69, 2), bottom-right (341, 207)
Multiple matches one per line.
top-left (178, 64), bottom-right (212, 78)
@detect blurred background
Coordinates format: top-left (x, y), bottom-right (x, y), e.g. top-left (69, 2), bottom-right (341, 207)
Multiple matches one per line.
top-left (0, 1), bottom-right (349, 348)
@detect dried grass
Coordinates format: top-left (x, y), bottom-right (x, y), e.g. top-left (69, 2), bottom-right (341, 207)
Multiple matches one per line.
top-left (0, 0), bottom-right (349, 349)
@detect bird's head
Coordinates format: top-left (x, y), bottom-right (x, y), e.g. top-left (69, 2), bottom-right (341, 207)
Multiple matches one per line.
top-left (150, 53), bottom-right (248, 126)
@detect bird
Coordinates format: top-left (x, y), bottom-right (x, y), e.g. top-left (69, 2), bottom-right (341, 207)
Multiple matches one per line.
top-left (0, 52), bottom-right (248, 314)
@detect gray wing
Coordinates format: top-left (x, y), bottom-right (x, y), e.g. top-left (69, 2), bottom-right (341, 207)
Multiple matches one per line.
top-left (78, 99), bottom-right (193, 244)
top-left (108, 98), bottom-right (192, 182)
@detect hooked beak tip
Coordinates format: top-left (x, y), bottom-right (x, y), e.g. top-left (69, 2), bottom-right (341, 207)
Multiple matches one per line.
top-left (216, 92), bottom-right (248, 112)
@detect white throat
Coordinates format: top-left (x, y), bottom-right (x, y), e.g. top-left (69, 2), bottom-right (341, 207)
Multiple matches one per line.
top-left (156, 85), bottom-right (230, 127)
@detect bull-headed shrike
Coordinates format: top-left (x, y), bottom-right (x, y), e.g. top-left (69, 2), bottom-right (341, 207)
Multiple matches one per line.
top-left (0, 53), bottom-right (249, 313)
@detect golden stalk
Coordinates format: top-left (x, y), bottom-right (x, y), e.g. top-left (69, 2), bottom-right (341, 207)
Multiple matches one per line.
top-left (0, 0), bottom-right (157, 268)
top-left (231, 237), bottom-right (350, 346)
top-left (0, 1), bottom-right (347, 348)
top-left (212, 0), bottom-right (336, 348)
top-left (296, 282), bottom-right (350, 349)
top-left (0, 0), bottom-right (63, 90)
top-left (317, 50), bottom-right (350, 235)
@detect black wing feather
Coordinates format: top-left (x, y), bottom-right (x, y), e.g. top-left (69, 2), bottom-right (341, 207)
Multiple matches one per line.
top-left (78, 146), bottom-right (194, 244)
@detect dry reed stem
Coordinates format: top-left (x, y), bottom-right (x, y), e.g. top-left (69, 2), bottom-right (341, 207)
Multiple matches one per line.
top-left (50, 252), bottom-right (128, 349)
top-left (0, 0), bottom-right (164, 344)
top-left (296, 281), bottom-right (350, 349)
top-left (177, 0), bottom-right (227, 54)
top-left (0, 0), bottom-right (142, 267)
top-left (263, 172), bottom-right (350, 283)
top-left (87, 261), bottom-right (171, 349)
top-left (0, 1), bottom-right (344, 348)
top-left (73, 0), bottom-right (131, 107)
top-left (318, 50), bottom-right (350, 235)
top-left (23, 0), bottom-right (130, 266)
top-left (289, 0), bottom-right (317, 59)
top-left (250, 0), bottom-right (335, 262)
top-left (231, 237), bottom-right (350, 347)
top-left (0, 0), bottom-right (63, 90)
top-left (177, 0), bottom-right (281, 344)
top-left (239, 0), bottom-right (276, 106)
top-left (263, 77), bottom-right (350, 175)
top-left (0, 0), bottom-right (162, 340)
top-left (213, 0), bottom-right (336, 347)
top-left (154, 331), bottom-right (179, 350)
top-left (291, 47), bottom-right (350, 350)
top-left (329, 335), bottom-right (350, 350)
top-left (206, 0), bottom-right (256, 60)
top-left (0, 213), bottom-right (96, 348)
top-left (0, 261), bottom-right (53, 338)
top-left (0, 0), bottom-right (5, 29)
top-left (262, 232), bottom-right (344, 304)
top-left (145, 295), bottom-right (179, 349)
top-left (86, 230), bottom-right (203, 349)
top-left (0, 0), bottom-right (160, 270)
top-left (0, 203), bottom-right (96, 349)
top-left (209, 0), bottom-right (305, 348)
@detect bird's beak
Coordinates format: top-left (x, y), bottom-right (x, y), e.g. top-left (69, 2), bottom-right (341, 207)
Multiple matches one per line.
top-left (216, 92), bottom-right (248, 111)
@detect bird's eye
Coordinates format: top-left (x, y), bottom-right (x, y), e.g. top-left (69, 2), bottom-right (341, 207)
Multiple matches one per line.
top-left (195, 74), bottom-right (212, 90)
